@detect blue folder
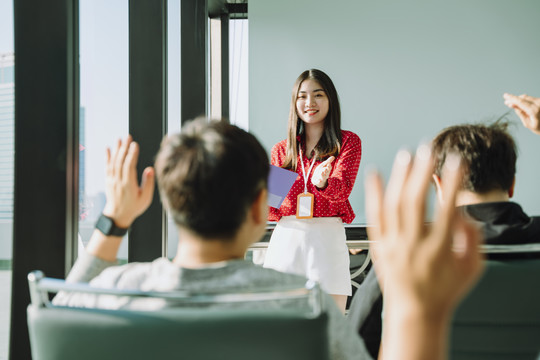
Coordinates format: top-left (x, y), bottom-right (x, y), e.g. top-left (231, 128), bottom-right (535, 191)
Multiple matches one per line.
top-left (268, 165), bottom-right (299, 208)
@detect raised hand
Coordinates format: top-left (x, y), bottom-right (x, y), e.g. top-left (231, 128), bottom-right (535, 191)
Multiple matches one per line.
top-left (102, 136), bottom-right (155, 228)
top-left (503, 93), bottom-right (540, 135)
top-left (366, 145), bottom-right (484, 360)
top-left (311, 156), bottom-right (335, 188)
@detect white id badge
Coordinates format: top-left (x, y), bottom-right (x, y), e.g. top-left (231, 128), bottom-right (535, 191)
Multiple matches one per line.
top-left (296, 193), bottom-right (314, 219)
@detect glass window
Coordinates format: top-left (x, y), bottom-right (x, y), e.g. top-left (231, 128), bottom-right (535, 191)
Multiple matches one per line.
top-left (210, 18), bottom-right (222, 119)
top-left (79, 0), bottom-right (129, 262)
top-left (229, 19), bottom-right (248, 130)
top-left (0, 0), bottom-right (14, 357)
top-left (165, 12), bottom-right (249, 258)
top-left (167, 0), bottom-right (181, 258)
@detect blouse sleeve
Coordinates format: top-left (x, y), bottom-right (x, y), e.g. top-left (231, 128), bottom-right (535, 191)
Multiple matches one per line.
top-left (313, 132), bottom-right (362, 204)
top-left (268, 142), bottom-right (285, 221)
top-left (270, 143), bottom-right (282, 167)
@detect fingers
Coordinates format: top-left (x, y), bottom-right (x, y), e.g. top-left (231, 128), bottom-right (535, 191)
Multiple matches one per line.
top-left (384, 150), bottom-right (412, 233)
top-left (319, 156), bottom-right (335, 171)
top-left (318, 156), bottom-right (335, 167)
top-left (503, 93), bottom-right (529, 111)
top-left (503, 92), bottom-right (528, 104)
top-left (107, 139), bottom-right (121, 178)
top-left (518, 93), bottom-right (540, 105)
top-left (321, 166), bottom-right (331, 179)
top-left (453, 215), bottom-right (481, 258)
top-left (108, 136), bottom-right (143, 185)
top-left (401, 144), bottom-right (434, 240)
top-left (319, 156), bottom-right (335, 173)
top-left (365, 171), bottom-right (385, 280)
top-left (105, 147), bottom-right (112, 176)
top-left (139, 167), bottom-right (156, 209)
top-left (312, 157), bottom-right (335, 187)
top-left (365, 169), bottom-right (384, 240)
top-left (503, 93), bottom-right (540, 131)
top-left (503, 94), bottom-right (524, 120)
top-left (123, 141), bottom-right (139, 184)
top-left (452, 215), bottom-right (484, 294)
top-left (503, 93), bottom-right (530, 113)
top-left (112, 135), bottom-right (133, 180)
top-left (503, 92), bottom-right (518, 102)
top-left (514, 107), bottom-right (529, 127)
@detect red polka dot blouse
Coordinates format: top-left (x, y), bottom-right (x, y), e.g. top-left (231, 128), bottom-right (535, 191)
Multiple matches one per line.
top-left (268, 130), bottom-right (362, 224)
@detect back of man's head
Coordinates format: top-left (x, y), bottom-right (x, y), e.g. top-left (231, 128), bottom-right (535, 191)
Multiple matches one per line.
top-left (154, 119), bottom-right (269, 239)
top-left (432, 122), bottom-right (517, 194)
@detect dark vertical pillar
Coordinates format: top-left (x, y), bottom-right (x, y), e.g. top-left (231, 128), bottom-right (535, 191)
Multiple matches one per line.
top-left (11, 0), bottom-right (78, 358)
top-left (128, 0), bottom-right (167, 262)
top-left (65, 0), bottom-right (80, 272)
top-left (181, 0), bottom-right (208, 124)
top-left (221, 13), bottom-right (230, 121)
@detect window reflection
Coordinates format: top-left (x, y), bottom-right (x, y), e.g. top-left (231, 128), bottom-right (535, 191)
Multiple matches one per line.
top-left (0, 1), bottom-right (14, 357)
top-left (0, 1), bottom-right (15, 359)
top-left (0, 51), bottom-right (13, 360)
top-left (167, 0), bottom-right (181, 258)
top-left (230, 19), bottom-right (248, 130)
top-left (79, 0), bottom-right (129, 261)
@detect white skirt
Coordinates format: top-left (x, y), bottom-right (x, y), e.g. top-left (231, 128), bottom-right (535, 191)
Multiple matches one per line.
top-left (263, 216), bottom-right (351, 296)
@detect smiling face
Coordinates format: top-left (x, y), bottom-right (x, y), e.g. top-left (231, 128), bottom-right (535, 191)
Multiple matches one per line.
top-left (296, 79), bottom-right (329, 127)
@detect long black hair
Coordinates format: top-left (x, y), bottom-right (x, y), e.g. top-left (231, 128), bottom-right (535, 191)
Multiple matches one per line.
top-left (282, 69), bottom-right (342, 171)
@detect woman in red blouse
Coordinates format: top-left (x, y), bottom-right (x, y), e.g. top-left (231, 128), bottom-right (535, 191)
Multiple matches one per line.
top-left (264, 69), bottom-right (362, 313)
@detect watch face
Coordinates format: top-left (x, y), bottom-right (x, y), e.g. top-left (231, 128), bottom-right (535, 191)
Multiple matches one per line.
top-left (96, 214), bottom-right (128, 236)
top-left (96, 215), bottom-right (113, 235)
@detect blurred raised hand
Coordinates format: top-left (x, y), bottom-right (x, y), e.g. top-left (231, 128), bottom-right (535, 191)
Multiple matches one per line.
top-left (504, 93), bottom-right (540, 135)
top-left (366, 145), bottom-right (484, 360)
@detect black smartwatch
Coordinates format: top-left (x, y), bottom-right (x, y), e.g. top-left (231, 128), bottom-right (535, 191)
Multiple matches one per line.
top-left (95, 214), bottom-right (129, 237)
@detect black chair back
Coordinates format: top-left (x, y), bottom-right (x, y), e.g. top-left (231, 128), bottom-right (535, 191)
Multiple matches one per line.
top-left (450, 258), bottom-right (540, 360)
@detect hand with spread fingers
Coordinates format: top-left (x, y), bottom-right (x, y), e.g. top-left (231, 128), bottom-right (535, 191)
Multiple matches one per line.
top-left (503, 93), bottom-right (540, 135)
top-left (86, 136), bottom-right (155, 262)
top-left (311, 156), bottom-right (335, 188)
top-left (366, 145), bottom-right (484, 360)
top-left (102, 136), bottom-right (155, 229)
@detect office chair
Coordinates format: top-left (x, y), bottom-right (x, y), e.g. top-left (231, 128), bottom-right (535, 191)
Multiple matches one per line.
top-left (27, 270), bottom-right (330, 360)
top-left (450, 257), bottom-right (540, 360)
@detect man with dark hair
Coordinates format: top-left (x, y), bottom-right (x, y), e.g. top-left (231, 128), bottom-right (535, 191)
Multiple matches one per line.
top-left (432, 122), bottom-right (517, 199)
top-left (431, 121), bottom-right (540, 248)
top-left (348, 93), bottom-right (540, 358)
top-left (54, 119), bottom-right (371, 360)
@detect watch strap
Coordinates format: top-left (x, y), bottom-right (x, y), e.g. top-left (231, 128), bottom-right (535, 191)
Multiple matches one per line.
top-left (95, 214), bottom-right (129, 237)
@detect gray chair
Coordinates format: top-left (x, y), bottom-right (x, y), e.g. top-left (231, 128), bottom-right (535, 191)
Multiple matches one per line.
top-left (27, 271), bottom-right (329, 360)
top-left (450, 258), bottom-right (540, 360)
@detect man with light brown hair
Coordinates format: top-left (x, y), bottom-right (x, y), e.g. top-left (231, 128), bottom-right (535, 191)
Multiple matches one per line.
top-left (54, 119), bottom-right (372, 360)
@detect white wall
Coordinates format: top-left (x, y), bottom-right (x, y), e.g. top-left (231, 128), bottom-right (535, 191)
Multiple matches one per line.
top-left (250, 0), bottom-right (540, 223)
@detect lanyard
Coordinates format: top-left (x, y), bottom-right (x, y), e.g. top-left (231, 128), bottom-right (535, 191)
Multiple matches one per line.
top-left (299, 146), bottom-right (316, 194)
